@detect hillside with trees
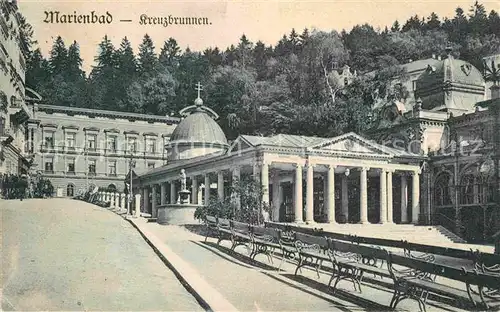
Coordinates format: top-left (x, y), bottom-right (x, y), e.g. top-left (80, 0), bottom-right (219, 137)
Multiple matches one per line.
top-left (21, 1), bottom-right (500, 139)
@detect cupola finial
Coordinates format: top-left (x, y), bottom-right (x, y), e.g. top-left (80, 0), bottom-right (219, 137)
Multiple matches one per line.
top-left (194, 82), bottom-right (204, 106)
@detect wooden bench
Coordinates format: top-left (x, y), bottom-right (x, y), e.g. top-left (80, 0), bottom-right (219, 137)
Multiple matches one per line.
top-left (293, 232), bottom-right (332, 279)
top-left (387, 252), bottom-right (500, 312)
top-left (327, 239), bottom-right (391, 294)
top-left (216, 217), bottom-right (232, 246)
top-left (249, 226), bottom-right (281, 264)
top-left (230, 220), bottom-right (252, 253)
top-left (204, 215), bottom-right (219, 242)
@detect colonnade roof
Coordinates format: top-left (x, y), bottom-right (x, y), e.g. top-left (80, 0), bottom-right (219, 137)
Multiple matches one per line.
top-left (132, 132), bottom-right (422, 185)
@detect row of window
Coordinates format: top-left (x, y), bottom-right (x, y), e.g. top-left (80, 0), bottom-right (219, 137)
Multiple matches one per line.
top-left (42, 133), bottom-right (159, 153)
top-left (44, 159), bottom-right (156, 175)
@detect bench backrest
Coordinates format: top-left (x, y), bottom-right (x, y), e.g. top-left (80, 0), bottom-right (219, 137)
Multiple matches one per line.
top-left (206, 215), bottom-right (217, 225)
top-left (294, 232), bottom-right (329, 251)
top-left (463, 268), bottom-right (500, 290)
top-left (218, 218), bottom-right (231, 229)
top-left (388, 252), bottom-right (466, 282)
top-left (329, 239), bottom-right (389, 262)
top-left (231, 220), bottom-right (251, 234)
top-left (252, 226), bottom-right (280, 242)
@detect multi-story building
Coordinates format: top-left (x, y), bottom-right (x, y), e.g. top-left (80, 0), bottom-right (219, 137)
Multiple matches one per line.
top-left (26, 99), bottom-right (179, 197)
top-left (0, 0), bottom-right (33, 175)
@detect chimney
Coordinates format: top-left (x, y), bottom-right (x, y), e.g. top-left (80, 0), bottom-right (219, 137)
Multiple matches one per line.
top-left (491, 85), bottom-right (500, 100)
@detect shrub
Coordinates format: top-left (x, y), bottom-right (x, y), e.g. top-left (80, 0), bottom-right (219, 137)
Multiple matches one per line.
top-left (194, 174), bottom-right (271, 225)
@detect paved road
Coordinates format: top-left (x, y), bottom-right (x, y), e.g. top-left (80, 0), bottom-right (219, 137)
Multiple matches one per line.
top-left (1, 199), bottom-right (203, 311)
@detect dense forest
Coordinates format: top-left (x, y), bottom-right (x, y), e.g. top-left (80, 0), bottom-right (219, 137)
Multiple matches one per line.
top-left (21, 1), bottom-right (500, 139)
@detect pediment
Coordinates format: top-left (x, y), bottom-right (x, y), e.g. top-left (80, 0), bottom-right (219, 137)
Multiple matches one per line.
top-left (311, 133), bottom-right (391, 155)
top-left (227, 136), bottom-right (255, 155)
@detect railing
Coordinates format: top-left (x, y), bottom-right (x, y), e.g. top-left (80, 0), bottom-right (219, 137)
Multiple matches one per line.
top-left (422, 212), bottom-right (466, 239)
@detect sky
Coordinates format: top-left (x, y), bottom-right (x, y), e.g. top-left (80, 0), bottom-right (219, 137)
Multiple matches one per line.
top-left (18, 0), bottom-right (499, 73)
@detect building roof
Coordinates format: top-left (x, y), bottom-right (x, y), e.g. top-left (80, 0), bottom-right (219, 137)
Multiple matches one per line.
top-left (169, 109), bottom-right (228, 145)
top-left (416, 54), bottom-right (485, 88)
top-left (35, 104), bottom-right (180, 124)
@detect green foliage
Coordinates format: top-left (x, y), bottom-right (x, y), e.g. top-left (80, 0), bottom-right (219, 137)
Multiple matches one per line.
top-left (25, 2), bottom-right (500, 137)
top-left (194, 174), bottom-right (270, 225)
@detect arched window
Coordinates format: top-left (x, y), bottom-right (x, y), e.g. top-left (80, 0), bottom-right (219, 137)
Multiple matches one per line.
top-left (459, 168), bottom-right (477, 205)
top-left (67, 184), bottom-right (75, 197)
top-left (434, 172), bottom-right (452, 206)
top-left (107, 184), bottom-right (117, 192)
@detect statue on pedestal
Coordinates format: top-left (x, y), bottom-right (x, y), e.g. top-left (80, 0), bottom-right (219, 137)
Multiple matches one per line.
top-left (178, 169), bottom-right (191, 204)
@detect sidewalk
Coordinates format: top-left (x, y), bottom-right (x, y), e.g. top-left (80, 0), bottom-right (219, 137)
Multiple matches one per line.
top-left (116, 211), bottom-right (467, 312)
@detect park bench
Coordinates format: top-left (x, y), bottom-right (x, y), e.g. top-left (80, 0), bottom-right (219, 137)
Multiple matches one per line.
top-left (216, 217), bottom-right (232, 246)
top-left (249, 226), bottom-right (281, 264)
top-left (229, 220), bottom-right (253, 253)
top-left (293, 232), bottom-right (332, 279)
top-left (327, 239), bottom-right (392, 294)
top-left (386, 252), bottom-right (500, 312)
top-left (204, 215), bottom-right (218, 242)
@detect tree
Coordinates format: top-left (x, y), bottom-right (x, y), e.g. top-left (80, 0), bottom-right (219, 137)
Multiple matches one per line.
top-left (115, 37), bottom-right (137, 110)
top-left (137, 34), bottom-right (158, 77)
top-left (48, 36), bottom-right (68, 75)
top-left (159, 37), bottom-right (182, 69)
top-left (127, 69), bottom-right (177, 115)
top-left (26, 48), bottom-right (51, 94)
top-left (88, 35), bottom-right (117, 109)
top-left (391, 20), bottom-right (401, 32)
top-left (16, 12), bottom-right (36, 58)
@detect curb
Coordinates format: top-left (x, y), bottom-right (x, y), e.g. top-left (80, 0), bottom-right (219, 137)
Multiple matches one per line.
top-left (109, 208), bottom-right (238, 312)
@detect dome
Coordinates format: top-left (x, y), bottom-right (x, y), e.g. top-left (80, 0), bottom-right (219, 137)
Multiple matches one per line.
top-left (414, 51), bottom-right (485, 113)
top-left (167, 86), bottom-right (228, 162)
top-left (170, 110), bottom-right (228, 144)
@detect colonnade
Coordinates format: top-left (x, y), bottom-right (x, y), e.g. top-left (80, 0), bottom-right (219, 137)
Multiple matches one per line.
top-left (134, 160), bottom-right (421, 225)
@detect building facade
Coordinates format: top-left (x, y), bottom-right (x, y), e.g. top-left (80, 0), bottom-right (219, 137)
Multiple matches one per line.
top-left (368, 50), bottom-right (500, 242)
top-left (0, 0), bottom-right (33, 175)
top-left (133, 52), bottom-right (500, 243)
top-left (27, 101), bottom-right (179, 196)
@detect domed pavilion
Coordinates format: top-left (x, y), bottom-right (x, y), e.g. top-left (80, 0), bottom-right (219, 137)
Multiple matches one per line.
top-left (132, 82), bottom-right (422, 227)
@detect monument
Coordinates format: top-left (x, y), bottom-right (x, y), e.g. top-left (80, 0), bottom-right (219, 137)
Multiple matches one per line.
top-left (156, 169), bottom-right (199, 225)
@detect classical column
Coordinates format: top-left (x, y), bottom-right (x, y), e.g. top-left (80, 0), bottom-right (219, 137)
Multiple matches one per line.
top-left (341, 174), bottom-right (349, 222)
top-left (379, 169), bottom-right (387, 224)
top-left (204, 174), bottom-right (211, 205)
top-left (197, 185), bottom-right (203, 205)
top-left (134, 193), bottom-right (141, 218)
top-left (191, 177), bottom-right (199, 205)
top-left (170, 182), bottom-right (176, 204)
top-left (359, 167), bottom-right (369, 224)
top-left (272, 173), bottom-right (281, 222)
top-left (327, 164), bottom-right (336, 224)
top-left (261, 162), bottom-right (270, 206)
top-left (294, 163), bottom-right (303, 223)
top-left (120, 193), bottom-right (125, 211)
top-left (253, 163), bottom-right (260, 183)
top-left (305, 163), bottom-right (315, 223)
top-left (232, 167), bottom-right (241, 209)
top-left (143, 188), bottom-right (149, 214)
top-left (160, 182), bottom-right (167, 206)
top-left (401, 174), bottom-right (408, 223)
top-left (412, 170), bottom-right (421, 224)
top-left (387, 170), bottom-right (394, 223)
top-left (151, 185), bottom-right (158, 218)
top-left (217, 171), bottom-right (224, 200)
top-left (127, 193), bottom-right (131, 214)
